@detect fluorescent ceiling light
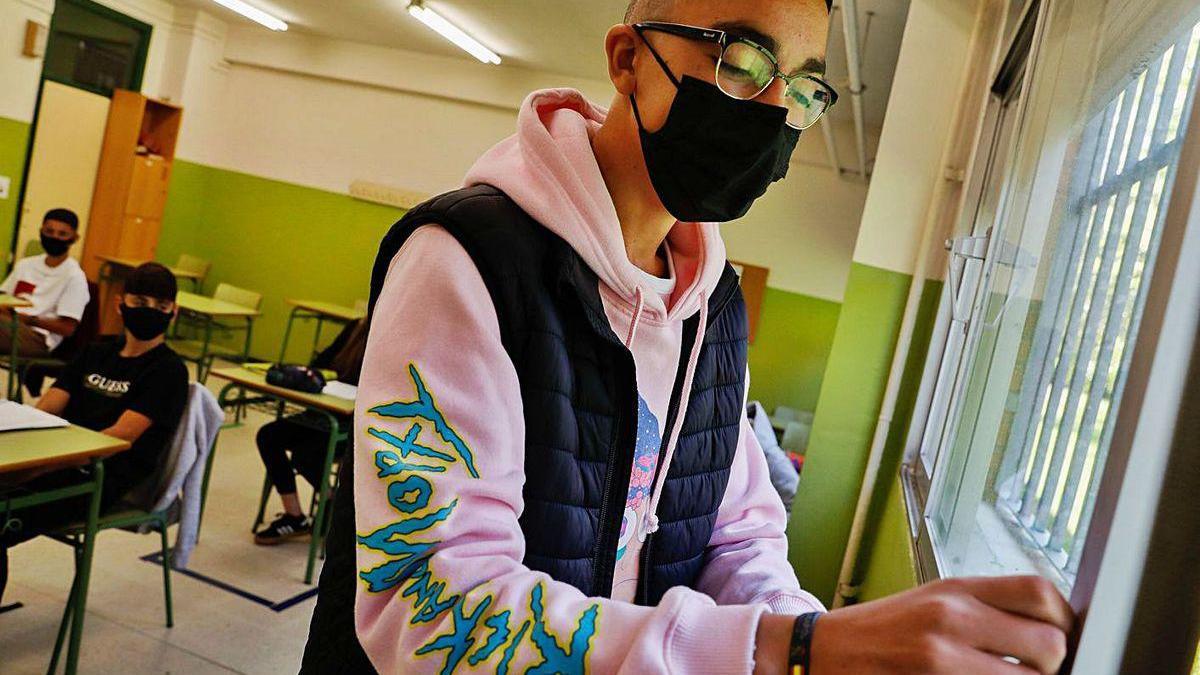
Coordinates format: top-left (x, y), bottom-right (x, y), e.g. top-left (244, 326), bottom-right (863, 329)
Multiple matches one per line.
top-left (209, 0), bottom-right (288, 31)
top-left (407, 1), bottom-right (501, 65)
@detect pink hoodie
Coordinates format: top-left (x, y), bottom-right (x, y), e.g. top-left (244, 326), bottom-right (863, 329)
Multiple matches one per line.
top-left (353, 88), bottom-right (823, 674)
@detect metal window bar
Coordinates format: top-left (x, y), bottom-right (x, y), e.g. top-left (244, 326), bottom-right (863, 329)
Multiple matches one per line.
top-left (1029, 72), bottom-right (1153, 538)
top-left (1006, 95), bottom-right (1121, 521)
top-left (993, 111), bottom-right (1108, 498)
top-left (991, 24), bottom-right (1200, 580)
top-left (1069, 27), bottom-right (1200, 574)
top-left (1045, 45), bottom-right (1189, 552)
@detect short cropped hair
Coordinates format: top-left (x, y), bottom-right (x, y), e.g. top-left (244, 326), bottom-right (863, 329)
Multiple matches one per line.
top-left (43, 208), bottom-right (79, 231)
top-left (125, 262), bottom-right (178, 302)
top-left (624, 0), bottom-right (831, 23)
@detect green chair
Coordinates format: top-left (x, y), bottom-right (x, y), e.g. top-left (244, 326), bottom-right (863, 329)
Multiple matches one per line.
top-left (172, 254), bottom-right (211, 292)
top-left (49, 509), bottom-right (175, 655)
top-left (48, 385), bottom-right (222, 672)
top-left (213, 283), bottom-right (262, 313)
top-left (170, 283), bottom-right (262, 381)
top-left (21, 238), bottom-right (41, 259)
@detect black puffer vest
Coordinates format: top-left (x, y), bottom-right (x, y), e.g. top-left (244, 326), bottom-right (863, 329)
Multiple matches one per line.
top-left (301, 185), bottom-right (749, 672)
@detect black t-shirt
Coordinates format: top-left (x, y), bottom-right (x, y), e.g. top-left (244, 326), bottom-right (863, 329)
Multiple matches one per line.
top-left (53, 339), bottom-right (189, 500)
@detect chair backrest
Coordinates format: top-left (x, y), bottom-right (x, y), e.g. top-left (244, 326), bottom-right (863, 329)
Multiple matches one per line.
top-left (22, 238), bottom-right (40, 258)
top-left (780, 421), bottom-right (812, 455)
top-left (773, 405), bottom-right (800, 426)
top-left (125, 383), bottom-right (218, 511)
top-left (174, 253), bottom-right (211, 279)
top-left (52, 281), bottom-right (101, 359)
top-left (213, 282), bottom-right (262, 311)
top-left (353, 298), bottom-right (368, 315)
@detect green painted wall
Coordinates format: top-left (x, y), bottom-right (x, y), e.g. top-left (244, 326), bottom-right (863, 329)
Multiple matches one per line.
top-left (0, 116), bottom-right (32, 269)
top-left (848, 279), bottom-right (941, 601)
top-left (159, 160), bottom-right (843, 403)
top-left (787, 262), bottom-right (941, 605)
top-left (857, 475), bottom-right (919, 601)
top-left (746, 287), bottom-right (841, 415)
top-left (157, 160), bottom-right (404, 362)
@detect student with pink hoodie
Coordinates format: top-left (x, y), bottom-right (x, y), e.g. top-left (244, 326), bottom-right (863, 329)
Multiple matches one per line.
top-left (302, 1), bottom-right (1073, 673)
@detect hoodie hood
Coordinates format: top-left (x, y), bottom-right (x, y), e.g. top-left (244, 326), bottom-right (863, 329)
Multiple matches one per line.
top-left (464, 88), bottom-right (728, 320)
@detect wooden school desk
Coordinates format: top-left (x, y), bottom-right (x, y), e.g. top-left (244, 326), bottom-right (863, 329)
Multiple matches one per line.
top-left (0, 424), bottom-right (130, 675)
top-left (171, 292), bottom-right (260, 382)
top-left (0, 294), bottom-right (34, 400)
top-left (277, 299), bottom-right (366, 363)
top-left (208, 366), bottom-right (354, 584)
top-left (96, 254), bottom-right (205, 290)
top-left (96, 255), bottom-right (207, 335)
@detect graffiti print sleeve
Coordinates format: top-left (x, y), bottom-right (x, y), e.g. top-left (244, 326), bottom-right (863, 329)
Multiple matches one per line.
top-left (354, 225), bottom-right (768, 675)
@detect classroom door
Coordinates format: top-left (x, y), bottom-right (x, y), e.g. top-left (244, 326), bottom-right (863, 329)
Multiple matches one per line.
top-left (15, 80), bottom-right (109, 263)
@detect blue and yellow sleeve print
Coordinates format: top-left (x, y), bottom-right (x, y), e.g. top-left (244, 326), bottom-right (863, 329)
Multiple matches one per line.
top-left (358, 363), bottom-right (601, 674)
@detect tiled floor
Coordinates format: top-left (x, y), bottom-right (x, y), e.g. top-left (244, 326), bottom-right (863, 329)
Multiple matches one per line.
top-left (1, 363), bottom-right (322, 674)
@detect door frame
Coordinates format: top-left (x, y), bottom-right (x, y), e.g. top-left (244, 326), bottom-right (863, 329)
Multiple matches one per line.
top-left (7, 0), bottom-right (152, 273)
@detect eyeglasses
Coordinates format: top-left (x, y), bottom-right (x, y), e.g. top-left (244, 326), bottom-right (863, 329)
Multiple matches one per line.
top-left (633, 22), bottom-right (839, 130)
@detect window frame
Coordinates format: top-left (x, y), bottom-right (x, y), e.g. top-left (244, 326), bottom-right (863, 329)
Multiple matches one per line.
top-left (902, 0), bottom-right (1046, 583)
top-left (901, 0), bottom-right (1200, 626)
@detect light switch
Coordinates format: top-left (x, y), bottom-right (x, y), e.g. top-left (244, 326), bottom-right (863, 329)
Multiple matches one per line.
top-left (0, 176), bottom-right (10, 200)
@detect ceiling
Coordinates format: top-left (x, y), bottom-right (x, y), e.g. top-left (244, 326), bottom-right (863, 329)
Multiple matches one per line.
top-left (170, 0), bottom-right (909, 128)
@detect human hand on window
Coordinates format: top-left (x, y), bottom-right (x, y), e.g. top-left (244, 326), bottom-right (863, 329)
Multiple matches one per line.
top-left (809, 576), bottom-right (1073, 674)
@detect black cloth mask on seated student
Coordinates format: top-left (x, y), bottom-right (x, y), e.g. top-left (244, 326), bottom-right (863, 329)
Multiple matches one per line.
top-left (120, 304), bottom-right (173, 341)
top-left (40, 233), bottom-right (71, 257)
top-left (630, 59), bottom-right (800, 224)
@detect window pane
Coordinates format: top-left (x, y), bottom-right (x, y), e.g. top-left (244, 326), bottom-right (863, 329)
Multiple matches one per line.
top-left (925, 0), bottom-right (1200, 590)
top-left (43, 2), bottom-right (148, 94)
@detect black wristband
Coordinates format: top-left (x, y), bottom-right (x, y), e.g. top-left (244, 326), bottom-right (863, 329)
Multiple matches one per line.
top-left (788, 612), bottom-right (822, 675)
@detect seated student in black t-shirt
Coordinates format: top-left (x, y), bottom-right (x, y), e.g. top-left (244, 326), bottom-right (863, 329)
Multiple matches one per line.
top-left (252, 318), bottom-right (366, 545)
top-left (0, 263), bottom-right (188, 605)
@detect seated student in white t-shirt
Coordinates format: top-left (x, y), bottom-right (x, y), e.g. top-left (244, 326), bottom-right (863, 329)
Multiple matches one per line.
top-left (0, 208), bottom-right (90, 357)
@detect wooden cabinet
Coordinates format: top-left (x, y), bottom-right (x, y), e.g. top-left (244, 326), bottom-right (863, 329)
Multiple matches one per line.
top-left (81, 90), bottom-right (181, 333)
top-left (117, 214), bottom-right (161, 259)
top-left (125, 155), bottom-right (170, 218)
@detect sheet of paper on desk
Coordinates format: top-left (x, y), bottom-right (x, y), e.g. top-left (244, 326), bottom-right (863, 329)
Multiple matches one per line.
top-left (322, 381), bottom-right (358, 401)
top-left (0, 400), bottom-right (70, 431)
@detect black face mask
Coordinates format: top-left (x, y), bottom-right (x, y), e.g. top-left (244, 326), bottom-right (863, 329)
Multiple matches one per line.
top-left (120, 304), bottom-right (173, 341)
top-left (631, 50), bottom-right (800, 223)
top-left (41, 233), bottom-right (72, 257)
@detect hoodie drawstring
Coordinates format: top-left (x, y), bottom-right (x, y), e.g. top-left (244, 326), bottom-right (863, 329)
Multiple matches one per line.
top-left (624, 286), bottom-right (646, 348)
top-left (643, 293), bottom-right (708, 536)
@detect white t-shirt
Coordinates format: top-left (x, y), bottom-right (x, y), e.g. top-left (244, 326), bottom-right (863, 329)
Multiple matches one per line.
top-left (0, 255), bottom-right (90, 351)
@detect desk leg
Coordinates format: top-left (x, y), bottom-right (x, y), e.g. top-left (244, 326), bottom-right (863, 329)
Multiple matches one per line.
top-left (198, 317), bottom-right (213, 383)
top-left (242, 318), bottom-right (254, 365)
top-left (310, 316), bottom-right (325, 363)
top-left (64, 459), bottom-right (103, 675)
top-left (305, 414), bottom-right (340, 585)
top-left (279, 308), bottom-right (299, 364)
top-left (7, 310), bottom-right (19, 400)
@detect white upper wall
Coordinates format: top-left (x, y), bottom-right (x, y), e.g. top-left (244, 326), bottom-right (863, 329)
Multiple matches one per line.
top-left (0, 0), bottom-right (52, 122)
top-left (852, 0), bottom-right (982, 274)
top-left (724, 162), bottom-right (870, 302)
